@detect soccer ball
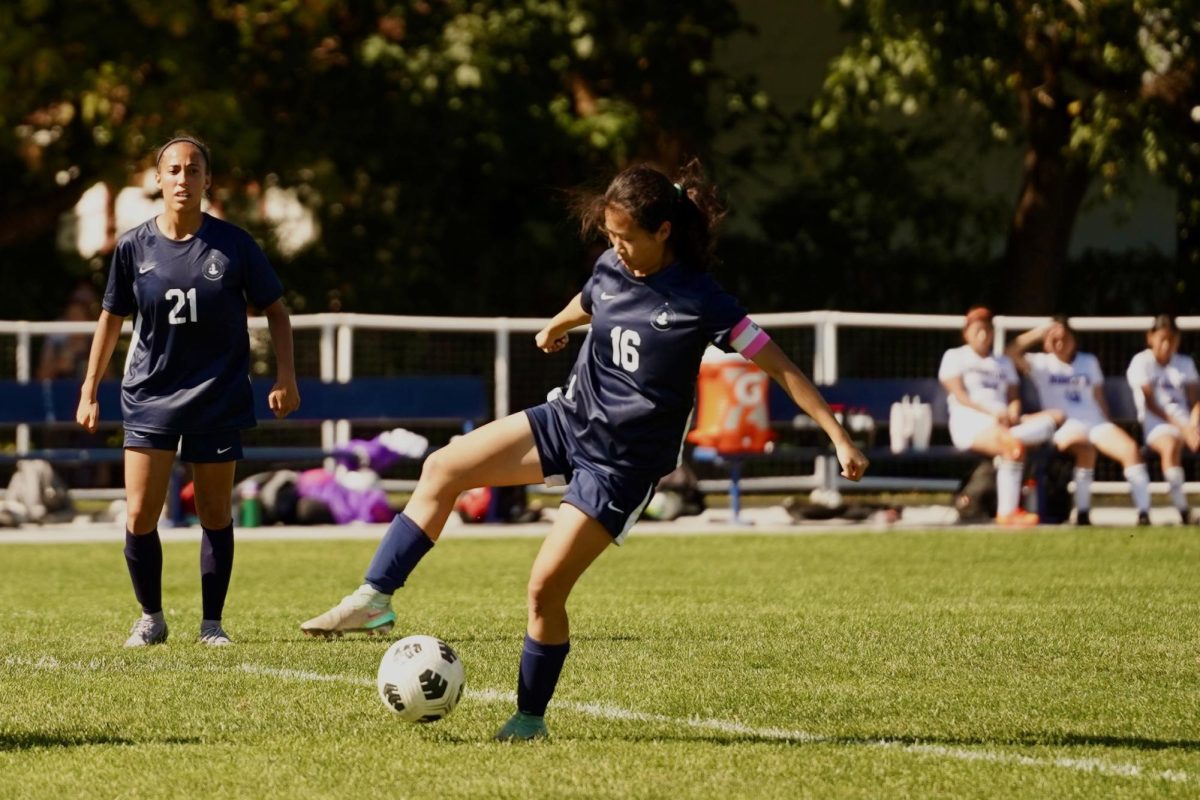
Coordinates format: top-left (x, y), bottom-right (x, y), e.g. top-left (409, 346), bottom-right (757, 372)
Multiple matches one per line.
top-left (376, 635), bottom-right (466, 723)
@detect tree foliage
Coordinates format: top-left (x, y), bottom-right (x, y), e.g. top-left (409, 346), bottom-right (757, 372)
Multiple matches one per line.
top-left (0, 0), bottom-right (755, 317)
top-left (798, 0), bottom-right (1200, 313)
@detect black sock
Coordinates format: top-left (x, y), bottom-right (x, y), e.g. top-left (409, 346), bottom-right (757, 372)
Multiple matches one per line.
top-left (124, 530), bottom-right (163, 615)
top-left (200, 523), bottom-right (235, 621)
top-left (517, 634), bottom-right (570, 717)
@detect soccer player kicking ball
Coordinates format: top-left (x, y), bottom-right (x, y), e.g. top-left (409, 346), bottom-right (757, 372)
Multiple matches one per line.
top-left (300, 162), bottom-right (869, 740)
top-left (78, 135), bottom-right (300, 648)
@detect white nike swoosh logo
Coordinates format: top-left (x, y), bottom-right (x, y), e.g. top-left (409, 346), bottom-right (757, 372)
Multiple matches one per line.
top-left (129, 431), bottom-right (149, 438)
top-left (600, 292), bottom-right (616, 300)
top-left (217, 446), bottom-right (233, 454)
top-left (138, 265), bottom-right (155, 274)
top-left (606, 501), bottom-right (624, 514)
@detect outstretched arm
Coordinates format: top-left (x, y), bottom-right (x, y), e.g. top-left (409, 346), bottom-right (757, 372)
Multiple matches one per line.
top-left (749, 340), bottom-right (868, 481)
top-left (535, 293), bottom-right (591, 353)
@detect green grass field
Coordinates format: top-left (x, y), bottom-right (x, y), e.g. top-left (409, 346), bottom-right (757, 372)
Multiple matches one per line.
top-left (2, 528), bottom-right (1198, 799)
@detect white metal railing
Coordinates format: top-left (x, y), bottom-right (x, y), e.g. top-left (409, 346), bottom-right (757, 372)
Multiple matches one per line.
top-left (3, 312), bottom-right (1200, 497)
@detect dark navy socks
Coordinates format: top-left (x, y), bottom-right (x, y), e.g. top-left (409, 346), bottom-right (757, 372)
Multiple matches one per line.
top-left (124, 529), bottom-right (163, 615)
top-left (364, 513), bottom-right (435, 594)
top-left (517, 634), bottom-right (571, 717)
top-left (200, 523), bottom-right (235, 621)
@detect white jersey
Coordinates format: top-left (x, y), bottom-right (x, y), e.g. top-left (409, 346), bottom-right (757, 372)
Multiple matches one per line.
top-left (1025, 351), bottom-right (1106, 425)
top-left (938, 345), bottom-right (1018, 415)
top-left (1125, 349), bottom-right (1200, 426)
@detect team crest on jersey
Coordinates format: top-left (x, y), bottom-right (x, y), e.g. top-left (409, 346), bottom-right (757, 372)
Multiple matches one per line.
top-left (651, 303), bottom-right (676, 331)
top-left (202, 252), bottom-right (228, 281)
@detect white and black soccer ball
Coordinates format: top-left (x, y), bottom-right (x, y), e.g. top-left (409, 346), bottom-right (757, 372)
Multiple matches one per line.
top-left (376, 635), bottom-right (466, 723)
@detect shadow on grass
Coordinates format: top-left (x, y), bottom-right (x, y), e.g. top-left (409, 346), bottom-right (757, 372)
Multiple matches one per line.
top-left (952, 732), bottom-right (1200, 753)
top-left (0, 732), bottom-right (202, 752)
top-left (268, 632), bottom-right (648, 647)
top-left (554, 730), bottom-right (1200, 752)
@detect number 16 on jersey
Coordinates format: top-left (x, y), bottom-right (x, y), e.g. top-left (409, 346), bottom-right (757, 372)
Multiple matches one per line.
top-left (611, 326), bottom-right (640, 372)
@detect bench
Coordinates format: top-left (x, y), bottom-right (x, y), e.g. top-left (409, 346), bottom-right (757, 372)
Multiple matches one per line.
top-left (692, 375), bottom-right (1152, 521)
top-left (0, 376), bottom-right (488, 466)
top-left (769, 376), bottom-right (1144, 454)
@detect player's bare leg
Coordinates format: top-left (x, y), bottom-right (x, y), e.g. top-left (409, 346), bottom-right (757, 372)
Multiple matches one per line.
top-left (1149, 432), bottom-right (1190, 523)
top-left (497, 503), bottom-right (613, 741)
top-left (970, 426), bottom-right (1036, 526)
top-left (970, 425), bottom-right (1025, 462)
top-left (301, 412), bottom-right (544, 638)
top-left (1090, 423), bottom-right (1154, 525)
top-left (526, 503), bottom-right (612, 643)
top-left (192, 461), bottom-right (236, 530)
top-left (405, 411), bottom-right (545, 540)
top-left (125, 447), bottom-right (176, 535)
top-left (1058, 438), bottom-right (1095, 525)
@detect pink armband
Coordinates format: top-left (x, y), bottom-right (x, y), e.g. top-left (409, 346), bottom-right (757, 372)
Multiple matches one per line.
top-left (730, 317), bottom-right (770, 358)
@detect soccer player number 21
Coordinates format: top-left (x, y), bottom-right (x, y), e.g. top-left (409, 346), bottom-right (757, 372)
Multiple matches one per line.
top-left (165, 288), bottom-right (198, 325)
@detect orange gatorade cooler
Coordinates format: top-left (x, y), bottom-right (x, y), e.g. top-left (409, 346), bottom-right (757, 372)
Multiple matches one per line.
top-left (687, 350), bottom-right (777, 454)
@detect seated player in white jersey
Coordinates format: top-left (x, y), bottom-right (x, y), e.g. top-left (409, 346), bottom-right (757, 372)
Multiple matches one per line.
top-left (1125, 314), bottom-right (1199, 524)
top-left (938, 306), bottom-right (1059, 526)
top-left (1007, 317), bottom-right (1152, 526)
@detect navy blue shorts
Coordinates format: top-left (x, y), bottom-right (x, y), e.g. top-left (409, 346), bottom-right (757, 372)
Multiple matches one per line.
top-left (524, 403), bottom-right (657, 544)
top-left (124, 428), bottom-right (243, 463)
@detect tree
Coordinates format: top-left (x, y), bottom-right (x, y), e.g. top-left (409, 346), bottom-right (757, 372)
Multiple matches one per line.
top-left (809, 0), bottom-right (1200, 313)
top-left (0, 1), bottom-right (754, 318)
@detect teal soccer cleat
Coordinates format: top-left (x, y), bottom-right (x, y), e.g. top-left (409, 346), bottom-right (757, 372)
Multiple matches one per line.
top-left (494, 711), bottom-right (549, 742)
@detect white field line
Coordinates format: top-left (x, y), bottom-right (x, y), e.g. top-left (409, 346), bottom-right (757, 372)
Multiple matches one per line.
top-left (234, 663), bottom-right (1191, 784)
top-left (5, 655), bottom-right (1189, 784)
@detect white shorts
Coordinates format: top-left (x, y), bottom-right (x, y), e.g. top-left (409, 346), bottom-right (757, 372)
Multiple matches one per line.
top-left (1053, 418), bottom-right (1119, 449)
top-left (949, 406), bottom-right (999, 451)
top-left (1143, 419), bottom-right (1182, 446)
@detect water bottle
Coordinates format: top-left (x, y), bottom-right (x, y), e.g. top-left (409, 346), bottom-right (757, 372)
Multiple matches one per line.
top-left (1021, 478), bottom-right (1038, 515)
top-left (240, 479), bottom-right (262, 528)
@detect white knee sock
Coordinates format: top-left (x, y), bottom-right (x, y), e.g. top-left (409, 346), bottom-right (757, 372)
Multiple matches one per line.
top-left (1165, 466), bottom-right (1187, 511)
top-left (1010, 416), bottom-right (1056, 446)
top-left (1073, 467), bottom-right (1093, 513)
top-left (1124, 463), bottom-right (1151, 514)
top-left (996, 459), bottom-right (1024, 516)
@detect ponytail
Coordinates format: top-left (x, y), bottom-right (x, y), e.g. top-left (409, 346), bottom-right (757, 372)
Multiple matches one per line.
top-left (572, 159), bottom-right (726, 269)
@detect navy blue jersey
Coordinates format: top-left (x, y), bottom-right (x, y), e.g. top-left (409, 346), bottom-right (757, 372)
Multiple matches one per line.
top-left (102, 213), bottom-right (284, 434)
top-left (547, 248), bottom-right (755, 479)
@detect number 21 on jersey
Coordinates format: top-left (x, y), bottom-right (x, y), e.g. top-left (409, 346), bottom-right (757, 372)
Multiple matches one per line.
top-left (610, 326), bottom-right (640, 372)
top-left (166, 288), bottom-right (198, 325)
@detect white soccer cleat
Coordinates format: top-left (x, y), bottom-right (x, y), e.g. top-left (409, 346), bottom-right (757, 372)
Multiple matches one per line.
top-left (300, 586), bottom-right (396, 638)
top-left (199, 620), bottom-right (233, 646)
top-left (124, 612), bottom-right (168, 648)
